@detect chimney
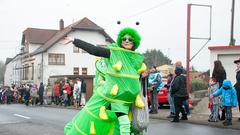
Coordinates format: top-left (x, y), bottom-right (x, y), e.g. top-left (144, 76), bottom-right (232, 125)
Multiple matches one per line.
top-left (59, 19), bottom-right (64, 30)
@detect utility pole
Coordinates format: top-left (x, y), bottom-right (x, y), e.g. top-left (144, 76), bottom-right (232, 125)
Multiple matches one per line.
top-left (229, 0), bottom-right (235, 46)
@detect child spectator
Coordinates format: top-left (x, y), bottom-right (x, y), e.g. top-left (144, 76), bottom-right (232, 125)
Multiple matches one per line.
top-left (210, 79), bottom-right (238, 126)
top-left (208, 78), bottom-right (220, 122)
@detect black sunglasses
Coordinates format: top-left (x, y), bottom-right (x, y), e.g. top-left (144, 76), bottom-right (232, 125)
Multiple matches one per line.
top-left (122, 37), bottom-right (133, 42)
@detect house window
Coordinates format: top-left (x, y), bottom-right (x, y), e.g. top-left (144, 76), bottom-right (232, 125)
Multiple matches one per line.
top-left (22, 65), bottom-right (25, 80)
top-left (82, 67), bottom-right (87, 75)
top-left (24, 64), bottom-right (29, 80)
top-left (73, 46), bottom-right (79, 53)
top-left (73, 67), bottom-right (79, 75)
top-left (48, 53), bottom-right (65, 65)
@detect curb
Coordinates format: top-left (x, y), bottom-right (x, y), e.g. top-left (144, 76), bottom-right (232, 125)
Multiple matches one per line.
top-left (44, 104), bottom-right (240, 130)
top-left (149, 115), bottom-right (240, 130)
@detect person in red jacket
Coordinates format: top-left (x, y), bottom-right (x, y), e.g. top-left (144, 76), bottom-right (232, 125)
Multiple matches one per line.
top-left (54, 82), bottom-right (60, 105)
top-left (63, 81), bottom-right (71, 106)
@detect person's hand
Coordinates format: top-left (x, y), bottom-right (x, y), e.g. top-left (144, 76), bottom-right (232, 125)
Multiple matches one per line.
top-left (61, 36), bottom-right (74, 45)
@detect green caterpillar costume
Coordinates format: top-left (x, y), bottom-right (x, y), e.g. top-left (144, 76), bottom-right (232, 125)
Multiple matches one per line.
top-left (64, 28), bottom-right (146, 135)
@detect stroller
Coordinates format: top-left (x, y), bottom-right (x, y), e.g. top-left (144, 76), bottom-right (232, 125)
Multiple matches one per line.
top-left (208, 79), bottom-right (220, 122)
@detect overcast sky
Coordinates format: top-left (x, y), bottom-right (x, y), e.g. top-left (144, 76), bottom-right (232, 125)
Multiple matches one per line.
top-left (0, 0), bottom-right (239, 71)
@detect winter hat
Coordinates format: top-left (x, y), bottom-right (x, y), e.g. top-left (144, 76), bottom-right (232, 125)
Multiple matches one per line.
top-left (175, 66), bottom-right (183, 75)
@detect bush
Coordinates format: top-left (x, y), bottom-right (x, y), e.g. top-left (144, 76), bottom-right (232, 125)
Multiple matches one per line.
top-left (190, 78), bottom-right (208, 92)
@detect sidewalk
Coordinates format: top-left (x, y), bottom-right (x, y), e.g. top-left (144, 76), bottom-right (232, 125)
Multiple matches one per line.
top-left (45, 103), bottom-right (240, 130)
top-left (149, 108), bottom-right (240, 130)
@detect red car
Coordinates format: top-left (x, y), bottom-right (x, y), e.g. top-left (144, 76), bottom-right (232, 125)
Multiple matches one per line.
top-left (147, 78), bottom-right (193, 108)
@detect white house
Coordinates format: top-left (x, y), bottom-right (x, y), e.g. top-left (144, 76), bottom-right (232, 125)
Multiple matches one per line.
top-left (4, 17), bottom-right (114, 86)
top-left (208, 45), bottom-right (240, 83)
top-left (4, 58), bottom-right (13, 86)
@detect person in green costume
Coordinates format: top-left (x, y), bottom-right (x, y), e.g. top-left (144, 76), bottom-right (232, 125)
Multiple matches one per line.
top-left (62, 27), bottom-right (147, 135)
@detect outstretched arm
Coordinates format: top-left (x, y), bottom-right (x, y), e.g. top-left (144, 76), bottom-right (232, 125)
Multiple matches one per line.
top-left (63, 37), bottom-right (110, 58)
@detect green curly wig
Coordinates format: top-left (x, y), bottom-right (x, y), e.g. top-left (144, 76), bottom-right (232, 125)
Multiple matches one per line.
top-left (116, 27), bottom-right (141, 50)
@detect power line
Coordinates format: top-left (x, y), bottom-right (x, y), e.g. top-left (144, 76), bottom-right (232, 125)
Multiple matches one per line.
top-left (122, 0), bottom-right (176, 20)
top-left (103, 0), bottom-right (176, 26)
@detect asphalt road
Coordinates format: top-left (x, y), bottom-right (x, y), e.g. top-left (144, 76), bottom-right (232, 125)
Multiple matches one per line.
top-left (0, 104), bottom-right (239, 135)
top-left (0, 104), bottom-right (76, 135)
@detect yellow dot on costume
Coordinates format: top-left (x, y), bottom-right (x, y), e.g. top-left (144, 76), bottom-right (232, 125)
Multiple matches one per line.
top-left (98, 76), bottom-right (105, 85)
top-left (128, 111), bottom-right (133, 122)
top-left (137, 63), bottom-right (147, 74)
top-left (99, 106), bottom-right (108, 120)
top-left (110, 84), bottom-right (118, 96)
top-left (90, 121), bottom-right (96, 135)
top-left (112, 61), bottom-right (122, 71)
top-left (135, 94), bottom-right (145, 108)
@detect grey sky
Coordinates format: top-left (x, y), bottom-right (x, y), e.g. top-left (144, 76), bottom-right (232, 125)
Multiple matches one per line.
top-left (0, 0), bottom-right (239, 71)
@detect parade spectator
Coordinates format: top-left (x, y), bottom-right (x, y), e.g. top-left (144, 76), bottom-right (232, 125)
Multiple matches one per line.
top-left (233, 58), bottom-right (240, 121)
top-left (175, 61), bottom-right (191, 116)
top-left (208, 78), bottom-right (220, 122)
top-left (73, 78), bottom-right (81, 108)
top-left (18, 85), bottom-right (25, 104)
top-left (148, 66), bottom-right (162, 114)
top-left (212, 60), bottom-right (227, 120)
top-left (30, 83), bottom-right (38, 106)
top-left (80, 78), bottom-right (86, 107)
top-left (24, 85), bottom-right (30, 106)
top-left (0, 88), bottom-right (3, 104)
top-left (166, 71), bottom-right (175, 118)
top-left (54, 81), bottom-right (60, 105)
top-left (171, 66), bottom-right (188, 122)
top-left (38, 82), bottom-right (44, 105)
top-left (63, 81), bottom-right (71, 106)
top-left (211, 79), bottom-right (237, 126)
top-left (69, 79), bottom-right (74, 104)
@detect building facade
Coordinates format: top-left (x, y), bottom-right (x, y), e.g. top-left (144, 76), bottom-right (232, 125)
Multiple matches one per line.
top-left (208, 45), bottom-right (240, 83)
top-left (4, 17), bottom-right (114, 87)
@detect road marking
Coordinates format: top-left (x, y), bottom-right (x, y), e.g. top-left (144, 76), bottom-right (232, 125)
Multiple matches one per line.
top-left (13, 114), bottom-right (31, 119)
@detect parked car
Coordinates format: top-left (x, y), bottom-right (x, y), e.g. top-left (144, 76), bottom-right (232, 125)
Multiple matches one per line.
top-left (147, 78), bottom-right (193, 108)
top-left (148, 78), bottom-right (168, 107)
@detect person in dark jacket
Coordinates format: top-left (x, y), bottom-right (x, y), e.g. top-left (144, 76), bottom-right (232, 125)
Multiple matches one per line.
top-left (212, 60), bottom-right (227, 120)
top-left (171, 66), bottom-right (188, 122)
top-left (24, 85), bottom-right (30, 106)
top-left (80, 78), bottom-right (86, 107)
top-left (233, 58), bottom-right (240, 121)
top-left (38, 82), bottom-right (44, 105)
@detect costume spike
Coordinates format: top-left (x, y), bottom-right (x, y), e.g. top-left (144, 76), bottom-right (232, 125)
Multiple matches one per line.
top-left (112, 61), bottom-right (122, 71)
top-left (99, 106), bottom-right (108, 120)
top-left (110, 84), bottom-right (119, 96)
top-left (137, 63), bottom-right (147, 74)
top-left (135, 94), bottom-right (145, 108)
top-left (90, 122), bottom-right (96, 135)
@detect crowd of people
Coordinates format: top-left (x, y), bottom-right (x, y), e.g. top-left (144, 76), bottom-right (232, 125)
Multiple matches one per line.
top-left (207, 59), bottom-right (240, 126)
top-left (0, 78), bottom-right (87, 108)
top-left (147, 58), bottom-right (240, 126)
top-left (147, 61), bottom-right (190, 123)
